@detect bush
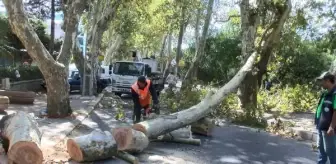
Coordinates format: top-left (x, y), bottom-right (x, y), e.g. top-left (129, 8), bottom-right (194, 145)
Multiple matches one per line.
top-left (0, 66), bottom-right (43, 81)
top-left (258, 84), bottom-right (319, 114)
top-left (159, 85), bottom-right (208, 113)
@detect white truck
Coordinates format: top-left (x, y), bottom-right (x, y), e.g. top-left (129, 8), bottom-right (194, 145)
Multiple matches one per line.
top-left (110, 57), bottom-right (165, 96)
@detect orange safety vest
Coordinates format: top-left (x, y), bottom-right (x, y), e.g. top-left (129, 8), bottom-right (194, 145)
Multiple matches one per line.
top-left (131, 79), bottom-right (151, 107)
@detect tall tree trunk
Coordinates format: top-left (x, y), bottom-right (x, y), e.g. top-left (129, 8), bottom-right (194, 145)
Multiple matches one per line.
top-left (163, 34), bottom-right (173, 80)
top-left (2, 0), bottom-right (80, 117)
top-left (49, 0), bottom-right (55, 58)
top-left (256, 0), bottom-right (292, 87)
top-left (193, 8), bottom-right (202, 78)
top-left (183, 0), bottom-right (214, 89)
top-left (159, 35), bottom-right (167, 72)
top-left (84, 0), bottom-right (121, 96)
top-left (103, 34), bottom-right (123, 65)
top-left (175, 4), bottom-right (186, 75)
top-left (237, 0), bottom-right (260, 111)
top-left (238, 0), bottom-right (292, 113)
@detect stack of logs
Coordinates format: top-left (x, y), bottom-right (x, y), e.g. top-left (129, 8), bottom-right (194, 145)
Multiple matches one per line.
top-left (66, 114), bottom-right (215, 163)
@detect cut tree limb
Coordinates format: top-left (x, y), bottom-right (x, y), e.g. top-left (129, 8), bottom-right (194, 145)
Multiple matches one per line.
top-left (152, 127), bottom-right (201, 146)
top-left (0, 111), bottom-right (43, 164)
top-left (67, 130), bottom-right (139, 163)
top-left (131, 52), bottom-right (258, 139)
top-left (191, 117), bottom-right (215, 136)
top-left (152, 137), bottom-right (201, 146)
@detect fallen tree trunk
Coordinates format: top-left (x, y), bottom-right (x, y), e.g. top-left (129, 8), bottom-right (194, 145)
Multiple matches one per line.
top-left (67, 130), bottom-right (139, 163)
top-left (191, 117), bottom-right (215, 136)
top-left (0, 111), bottom-right (43, 164)
top-left (131, 52), bottom-right (258, 138)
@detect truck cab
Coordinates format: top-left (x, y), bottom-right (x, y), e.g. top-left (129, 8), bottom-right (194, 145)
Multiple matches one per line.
top-left (111, 58), bottom-right (164, 96)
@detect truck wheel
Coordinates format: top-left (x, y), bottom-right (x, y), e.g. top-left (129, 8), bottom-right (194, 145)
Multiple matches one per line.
top-left (115, 93), bottom-right (122, 97)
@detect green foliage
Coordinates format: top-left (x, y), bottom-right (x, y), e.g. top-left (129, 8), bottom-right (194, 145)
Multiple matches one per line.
top-left (258, 84), bottom-right (319, 114)
top-left (182, 29), bottom-right (241, 84)
top-left (159, 85), bottom-right (208, 113)
top-left (0, 66), bottom-right (43, 81)
top-left (0, 16), bottom-right (51, 56)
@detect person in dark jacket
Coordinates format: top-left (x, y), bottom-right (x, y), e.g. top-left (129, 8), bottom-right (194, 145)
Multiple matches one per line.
top-left (315, 71), bottom-right (336, 164)
top-left (131, 76), bottom-right (159, 124)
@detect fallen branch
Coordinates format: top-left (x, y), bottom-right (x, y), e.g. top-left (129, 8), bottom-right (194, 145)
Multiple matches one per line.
top-left (131, 52), bottom-right (258, 139)
top-left (0, 111), bottom-right (43, 164)
top-left (152, 137), bottom-right (201, 146)
top-left (67, 130), bottom-right (139, 163)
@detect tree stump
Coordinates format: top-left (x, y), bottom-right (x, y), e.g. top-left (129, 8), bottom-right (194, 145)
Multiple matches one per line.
top-left (191, 117), bottom-right (215, 136)
top-left (0, 111), bottom-right (43, 164)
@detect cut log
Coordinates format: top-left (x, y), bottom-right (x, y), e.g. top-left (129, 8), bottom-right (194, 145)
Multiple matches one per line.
top-left (0, 96), bottom-right (9, 104)
top-left (67, 130), bottom-right (139, 163)
top-left (67, 130), bottom-right (118, 162)
top-left (112, 127), bottom-right (149, 153)
top-left (191, 117), bottom-right (215, 136)
top-left (131, 52), bottom-right (258, 138)
top-left (0, 111), bottom-right (43, 164)
top-left (0, 96), bottom-right (9, 111)
top-left (0, 90), bottom-right (35, 104)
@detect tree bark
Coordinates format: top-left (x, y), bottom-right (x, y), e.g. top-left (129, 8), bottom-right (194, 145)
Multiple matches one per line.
top-left (256, 0), bottom-right (292, 87)
top-left (129, 52), bottom-right (258, 139)
top-left (0, 112), bottom-right (43, 164)
top-left (175, 4), bottom-right (187, 75)
top-left (67, 130), bottom-right (139, 163)
top-left (85, 0), bottom-right (121, 96)
top-left (2, 0), bottom-right (73, 117)
top-left (163, 34), bottom-right (173, 80)
top-left (237, 0), bottom-right (261, 110)
top-left (159, 35), bottom-right (168, 72)
top-left (57, 0), bottom-right (88, 67)
top-left (153, 137), bottom-right (201, 146)
top-left (49, 0), bottom-right (55, 57)
top-left (183, 0), bottom-right (214, 88)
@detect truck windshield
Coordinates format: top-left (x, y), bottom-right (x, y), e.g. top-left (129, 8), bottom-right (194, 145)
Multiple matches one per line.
top-left (113, 62), bottom-right (144, 76)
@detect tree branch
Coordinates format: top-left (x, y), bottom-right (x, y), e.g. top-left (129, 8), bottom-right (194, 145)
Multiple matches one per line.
top-left (57, 0), bottom-right (88, 65)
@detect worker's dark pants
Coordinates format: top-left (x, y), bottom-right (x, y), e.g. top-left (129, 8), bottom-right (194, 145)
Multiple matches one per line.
top-left (133, 104), bottom-right (149, 124)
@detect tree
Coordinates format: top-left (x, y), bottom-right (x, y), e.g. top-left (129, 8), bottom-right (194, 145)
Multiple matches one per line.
top-left (183, 0), bottom-right (215, 88)
top-left (2, 0), bottom-right (88, 117)
top-left (238, 0), bottom-right (292, 116)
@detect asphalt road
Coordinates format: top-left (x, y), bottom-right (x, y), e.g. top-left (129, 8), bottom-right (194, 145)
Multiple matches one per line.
top-left (93, 125), bottom-right (316, 164)
top-left (81, 93), bottom-right (317, 164)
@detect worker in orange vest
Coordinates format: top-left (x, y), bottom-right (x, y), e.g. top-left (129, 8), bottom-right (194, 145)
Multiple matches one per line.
top-left (131, 76), bottom-right (159, 123)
